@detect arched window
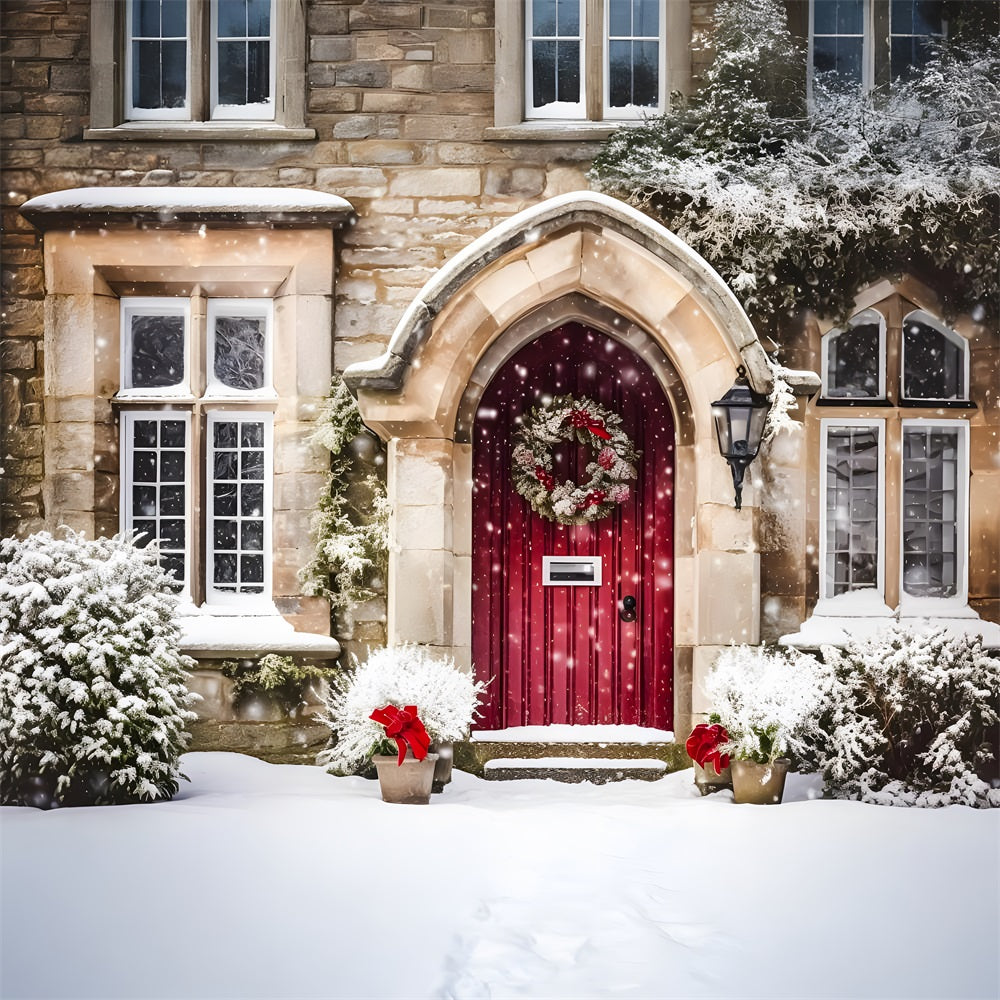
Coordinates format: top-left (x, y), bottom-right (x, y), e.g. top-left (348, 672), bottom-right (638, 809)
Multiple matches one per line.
top-left (901, 311), bottom-right (969, 402)
top-left (822, 308), bottom-right (885, 399)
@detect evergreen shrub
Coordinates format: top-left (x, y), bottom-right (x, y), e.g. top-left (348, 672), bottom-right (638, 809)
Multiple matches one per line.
top-left (0, 530), bottom-right (197, 808)
top-left (810, 625), bottom-right (1000, 808)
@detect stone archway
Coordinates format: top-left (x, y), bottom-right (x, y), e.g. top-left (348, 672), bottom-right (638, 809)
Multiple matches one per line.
top-left (345, 192), bottom-right (774, 735)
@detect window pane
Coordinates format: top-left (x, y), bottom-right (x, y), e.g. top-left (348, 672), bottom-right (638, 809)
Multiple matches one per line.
top-left (214, 315), bottom-right (266, 389)
top-left (556, 41), bottom-right (580, 103)
top-left (217, 41), bottom-right (248, 105)
top-left (214, 421), bottom-right (238, 449)
top-left (130, 314), bottom-right (185, 388)
top-left (902, 427), bottom-right (960, 597)
top-left (133, 520), bottom-right (157, 545)
top-left (214, 520), bottom-right (238, 550)
top-left (241, 422), bottom-right (264, 448)
top-left (608, 40), bottom-right (633, 108)
top-left (556, 0), bottom-right (579, 35)
top-left (246, 41), bottom-right (269, 104)
top-left (214, 482), bottom-right (238, 516)
top-left (609, 0), bottom-right (631, 36)
top-left (133, 39), bottom-right (187, 109)
top-left (126, 416), bottom-right (187, 592)
top-left (891, 0), bottom-right (914, 33)
top-left (531, 40), bottom-right (557, 107)
top-left (903, 318), bottom-right (964, 399)
top-left (217, 0), bottom-right (247, 37)
top-left (241, 482), bottom-right (264, 517)
top-left (813, 35), bottom-right (863, 82)
top-left (247, 0), bottom-right (271, 35)
top-left (827, 321), bottom-right (880, 397)
top-left (533, 0), bottom-right (557, 35)
top-left (825, 426), bottom-right (880, 596)
top-left (134, 0), bottom-right (161, 37)
top-left (161, 420), bottom-right (186, 447)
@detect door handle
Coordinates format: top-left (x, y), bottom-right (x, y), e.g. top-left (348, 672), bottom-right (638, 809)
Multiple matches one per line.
top-left (619, 595), bottom-right (637, 623)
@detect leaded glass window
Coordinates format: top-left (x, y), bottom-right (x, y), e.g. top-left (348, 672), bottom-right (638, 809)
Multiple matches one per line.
top-left (527, 0), bottom-right (584, 116)
top-left (208, 414), bottom-right (270, 599)
top-left (207, 300), bottom-right (271, 394)
top-left (607, 0), bottom-right (660, 112)
top-left (213, 0), bottom-right (274, 118)
top-left (823, 309), bottom-right (884, 398)
top-left (824, 423), bottom-right (881, 597)
top-left (123, 413), bottom-right (189, 592)
top-left (127, 0), bottom-right (189, 118)
top-left (902, 424), bottom-right (962, 598)
top-left (121, 299), bottom-right (189, 393)
top-left (902, 313), bottom-right (967, 401)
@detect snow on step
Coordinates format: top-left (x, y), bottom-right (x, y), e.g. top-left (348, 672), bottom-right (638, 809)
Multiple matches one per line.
top-left (472, 724), bottom-right (675, 744)
top-left (485, 757), bottom-right (668, 771)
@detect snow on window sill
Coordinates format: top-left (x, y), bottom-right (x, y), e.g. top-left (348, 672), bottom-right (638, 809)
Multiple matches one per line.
top-left (176, 609), bottom-right (341, 660)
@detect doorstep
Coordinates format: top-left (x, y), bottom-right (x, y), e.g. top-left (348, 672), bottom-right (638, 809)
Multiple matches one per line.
top-left (483, 757), bottom-right (669, 784)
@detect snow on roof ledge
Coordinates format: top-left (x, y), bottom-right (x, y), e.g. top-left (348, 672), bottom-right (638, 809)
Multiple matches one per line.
top-left (177, 614), bottom-right (342, 661)
top-left (19, 186), bottom-right (356, 232)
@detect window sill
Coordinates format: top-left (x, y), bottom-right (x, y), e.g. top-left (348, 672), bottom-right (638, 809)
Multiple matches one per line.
top-left (84, 123), bottom-right (317, 143)
top-left (485, 120), bottom-right (631, 142)
top-left (176, 611), bottom-right (342, 660)
top-left (816, 397), bottom-right (895, 407)
top-left (898, 399), bottom-right (976, 410)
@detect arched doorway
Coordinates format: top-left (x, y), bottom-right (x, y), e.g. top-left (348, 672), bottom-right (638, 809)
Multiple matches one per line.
top-left (471, 324), bottom-right (675, 730)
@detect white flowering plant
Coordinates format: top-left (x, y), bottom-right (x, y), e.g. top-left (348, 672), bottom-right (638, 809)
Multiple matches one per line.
top-left (704, 644), bottom-right (824, 766)
top-left (0, 529), bottom-right (198, 808)
top-left (317, 644), bottom-right (488, 775)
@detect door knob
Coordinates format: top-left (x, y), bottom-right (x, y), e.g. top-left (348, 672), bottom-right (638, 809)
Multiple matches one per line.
top-left (619, 595), bottom-right (637, 622)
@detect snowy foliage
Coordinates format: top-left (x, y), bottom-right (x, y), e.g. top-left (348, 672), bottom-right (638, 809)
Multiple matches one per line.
top-left (705, 644), bottom-right (823, 765)
top-left (0, 530), bottom-right (197, 807)
top-left (220, 654), bottom-right (330, 715)
top-left (810, 625), bottom-right (1000, 808)
top-left (300, 373), bottom-right (390, 613)
top-left (317, 644), bottom-right (488, 774)
top-left (590, 0), bottom-right (1000, 326)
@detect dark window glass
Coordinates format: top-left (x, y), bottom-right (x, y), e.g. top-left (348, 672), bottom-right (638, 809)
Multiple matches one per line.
top-left (160, 450), bottom-right (186, 482)
top-left (132, 520), bottom-right (157, 545)
top-left (241, 483), bottom-right (264, 517)
top-left (161, 420), bottom-right (186, 448)
top-left (214, 450), bottom-right (238, 480)
top-left (241, 554), bottom-right (264, 584)
top-left (160, 485), bottom-right (185, 515)
top-left (134, 420), bottom-right (158, 448)
top-left (813, 35), bottom-right (863, 82)
top-left (903, 319), bottom-right (965, 400)
top-left (133, 451), bottom-right (157, 482)
top-left (215, 553), bottom-right (238, 585)
top-left (217, 0), bottom-right (247, 36)
top-left (214, 483), bottom-right (238, 516)
top-left (159, 519), bottom-right (186, 549)
top-left (130, 314), bottom-right (185, 388)
top-left (241, 521), bottom-right (264, 550)
top-left (133, 486), bottom-right (158, 516)
top-left (214, 315), bottom-right (265, 389)
top-left (133, 40), bottom-right (187, 109)
top-left (214, 520), bottom-right (238, 551)
top-left (214, 421), bottom-right (238, 449)
top-left (826, 320), bottom-right (880, 397)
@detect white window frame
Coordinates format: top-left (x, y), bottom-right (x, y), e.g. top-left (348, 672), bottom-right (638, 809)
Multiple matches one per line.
top-left (820, 307), bottom-right (886, 399)
top-left (602, 0), bottom-right (667, 119)
top-left (210, 0), bottom-right (276, 122)
top-left (205, 409), bottom-right (274, 610)
top-left (119, 297), bottom-right (193, 399)
top-left (205, 298), bottom-right (275, 399)
top-left (125, 0), bottom-right (192, 122)
top-left (898, 419), bottom-right (970, 615)
top-left (818, 417), bottom-right (886, 603)
top-left (900, 309), bottom-right (970, 403)
top-left (120, 409), bottom-right (194, 600)
top-left (524, 0), bottom-right (587, 120)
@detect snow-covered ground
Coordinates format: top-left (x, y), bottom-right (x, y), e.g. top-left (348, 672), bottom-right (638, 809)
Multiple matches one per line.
top-left (2, 753), bottom-right (997, 1000)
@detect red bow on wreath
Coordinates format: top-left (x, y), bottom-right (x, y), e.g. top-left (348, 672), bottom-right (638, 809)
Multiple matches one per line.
top-left (534, 466), bottom-right (555, 491)
top-left (567, 409), bottom-right (612, 440)
top-left (582, 489), bottom-right (607, 509)
top-left (370, 705), bottom-right (431, 766)
top-left (685, 723), bottom-right (730, 775)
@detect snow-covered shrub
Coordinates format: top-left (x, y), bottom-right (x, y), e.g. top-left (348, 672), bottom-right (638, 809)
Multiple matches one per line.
top-left (705, 644), bottom-right (823, 765)
top-left (812, 625), bottom-right (1000, 808)
top-left (0, 529), bottom-right (198, 808)
top-left (317, 644), bottom-right (487, 774)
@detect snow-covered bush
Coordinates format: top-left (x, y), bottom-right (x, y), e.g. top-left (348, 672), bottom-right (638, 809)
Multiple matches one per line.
top-left (705, 644), bottom-right (823, 765)
top-left (0, 529), bottom-right (198, 808)
top-left (317, 644), bottom-right (487, 774)
top-left (591, 0), bottom-right (999, 326)
top-left (812, 625), bottom-right (1000, 808)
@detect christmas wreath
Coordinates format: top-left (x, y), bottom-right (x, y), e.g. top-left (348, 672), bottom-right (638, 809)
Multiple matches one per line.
top-left (511, 394), bottom-right (639, 526)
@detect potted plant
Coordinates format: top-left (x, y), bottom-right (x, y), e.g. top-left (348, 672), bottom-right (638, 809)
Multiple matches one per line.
top-left (369, 704), bottom-right (438, 805)
top-left (685, 715), bottom-right (733, 795)
top-left (703, 644), bottom-right (821, 805)
top-left (317, 644), bottom-right (487, 794)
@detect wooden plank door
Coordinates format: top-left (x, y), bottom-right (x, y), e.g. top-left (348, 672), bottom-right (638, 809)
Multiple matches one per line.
top-left (471, 324), bottom-right (674, 730)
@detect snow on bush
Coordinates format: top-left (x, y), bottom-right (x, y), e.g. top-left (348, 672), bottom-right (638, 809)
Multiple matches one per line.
top-left (591, 0), bottom-right (999, 326)
top-left (705, 644), bottom-right (823, 765)
top-left (812, 625), bottom-right (1000, 808)
top-left (317, 644), bottom-right (487, 775)
top-left (0, 530), bottom-right (198, 808)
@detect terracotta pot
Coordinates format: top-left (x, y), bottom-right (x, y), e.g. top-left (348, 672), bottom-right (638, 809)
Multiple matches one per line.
top-left (372, 752), bottom-right (439, 805)
top-left (429, 740), bottom-right (453, 793)
top-left (731, 758), bottom-right (791, 805)
top-left (693, 761), bottom-right (733, 796)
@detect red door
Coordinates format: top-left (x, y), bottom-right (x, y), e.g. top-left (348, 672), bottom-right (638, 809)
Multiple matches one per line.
top-left (471, 324), bottom-right (674, 730)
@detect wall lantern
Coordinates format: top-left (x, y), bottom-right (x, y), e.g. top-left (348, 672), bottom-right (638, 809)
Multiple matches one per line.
top-left (711, 365), bottom-right (771, 511)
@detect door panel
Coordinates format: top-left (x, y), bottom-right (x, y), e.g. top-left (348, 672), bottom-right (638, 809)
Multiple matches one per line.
top-left (471, 325), bottom-right (675, 730)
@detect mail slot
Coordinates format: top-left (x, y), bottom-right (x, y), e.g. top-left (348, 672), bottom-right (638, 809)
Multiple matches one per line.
top-left (542, 555), bottom-right (602, 586)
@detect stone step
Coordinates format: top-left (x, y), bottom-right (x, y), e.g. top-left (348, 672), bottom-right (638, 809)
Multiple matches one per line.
top-left (483, 756), bottom-right (669, 784)
top-left (454, 739), bottom-right (690, 779)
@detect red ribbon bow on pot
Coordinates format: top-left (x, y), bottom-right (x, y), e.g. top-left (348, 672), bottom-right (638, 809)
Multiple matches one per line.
top-left (370, 705), bottom-right (432, 766)
top-left (567, 409), bottom-right (612, 440)
top-left (685, 723), bottom-right (730, 775)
